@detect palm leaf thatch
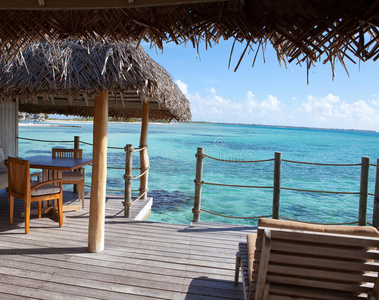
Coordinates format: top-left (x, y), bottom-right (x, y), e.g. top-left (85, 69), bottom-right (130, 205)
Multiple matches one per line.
top-left (0, 0), bottom-right (379, 76)
top-left (0, 39), bottom-right (191, 121)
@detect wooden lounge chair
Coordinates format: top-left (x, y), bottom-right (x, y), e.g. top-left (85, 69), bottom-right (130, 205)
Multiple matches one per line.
top-left (7, 157), bottom-right (63, 234)
top-left (235, 218), bottom-right (379, 300)
top-left (52, 148), bottom-right (85, 208)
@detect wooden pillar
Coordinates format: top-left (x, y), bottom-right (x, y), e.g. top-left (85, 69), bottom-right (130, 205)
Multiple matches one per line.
top-left (88, 91), bottom-right (108, 253)
top-left (373, 159), bottom-right (379, 228)
top-left (73, 136), bottom-right (80, 193)
top-left (124, 144), bottom-right (134, 218)
top-left (272, 152), bottom-right (282, 220)
top-left (193, 147), bottom-right (204, 222)
top-left (359, 156), bottom-right (369, 226)
top-left (139, 101), bottom-right (149, 200)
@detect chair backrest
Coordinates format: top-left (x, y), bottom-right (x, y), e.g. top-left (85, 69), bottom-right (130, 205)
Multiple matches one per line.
top-left (251, 224), bottom-right (379, 299)
top-left (7, 157), bottom-right (31, 197)
top-left (52, 148), bottom-right (82, 159)
top-left (0, 148), bottom-right (5, 168)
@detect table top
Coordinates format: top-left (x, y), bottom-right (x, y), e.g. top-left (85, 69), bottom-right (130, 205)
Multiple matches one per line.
top-left (23, 155), bottom-right (92, 171)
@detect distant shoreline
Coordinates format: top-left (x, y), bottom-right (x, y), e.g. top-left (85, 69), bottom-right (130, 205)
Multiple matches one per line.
top-left (19, 119), bottom-right (377, 133)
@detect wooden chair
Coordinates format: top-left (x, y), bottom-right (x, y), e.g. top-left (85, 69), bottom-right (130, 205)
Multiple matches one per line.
top-left (235, 218), bottom-right (379, 300)
top-left (7, 157), bottom-right (63, 234)
top-left (52, 148), bottom-right (85, 208)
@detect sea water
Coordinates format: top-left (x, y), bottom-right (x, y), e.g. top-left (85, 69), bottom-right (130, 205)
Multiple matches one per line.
top-left (18, 121), bottom-right (379, 226)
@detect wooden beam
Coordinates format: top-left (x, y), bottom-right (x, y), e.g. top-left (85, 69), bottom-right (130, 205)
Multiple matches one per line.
top-left (139, 101), bottom-right (149, 200)
top-left (88, 91), bottom-right (108, 253)
top-left (0, 0), bottom-right (228, 10)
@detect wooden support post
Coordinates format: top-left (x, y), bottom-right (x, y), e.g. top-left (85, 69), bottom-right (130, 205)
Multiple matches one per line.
top-left (359, 156), bottom-right (370, 226)
top-left (272, 152), bottom-right (282, 220)
top-left (124, 144), bottom-right (134, 218)
top-left (88, 91), bottom-right (108, 253)
top-left (139, 101), bottom-right (149, 200)
top-left (373, 159), bottom-right (379, 228)
top-left (193, 147), bottom-right (204, 222)
top-left (73, 135), bottom-right (80, 193)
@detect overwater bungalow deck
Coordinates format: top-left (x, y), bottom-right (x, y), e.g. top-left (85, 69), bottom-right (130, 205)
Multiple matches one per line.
top-left (0, 189), bottom-right (255, 299)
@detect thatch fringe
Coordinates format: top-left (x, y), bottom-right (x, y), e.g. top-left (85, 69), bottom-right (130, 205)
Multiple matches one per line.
top-left (0, 39), bottom-right (191, 121)
top-left (1, 0), bottom-right (379, 76)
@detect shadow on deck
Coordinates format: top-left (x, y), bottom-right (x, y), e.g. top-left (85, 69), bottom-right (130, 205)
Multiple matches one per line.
top-left (0, 188), bottom-right (256, 299)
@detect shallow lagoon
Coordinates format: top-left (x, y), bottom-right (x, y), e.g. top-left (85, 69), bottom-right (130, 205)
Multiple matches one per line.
top-left (18, 121), bottom-right (379, 225)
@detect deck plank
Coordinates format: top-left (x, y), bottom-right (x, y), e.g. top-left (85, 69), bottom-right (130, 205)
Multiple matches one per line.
top-left (0, 189), bottom-right (255, 299)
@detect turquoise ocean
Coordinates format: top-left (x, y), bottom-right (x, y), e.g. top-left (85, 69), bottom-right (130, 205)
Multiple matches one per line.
top-left (18, 121), bottom-right (379, 226)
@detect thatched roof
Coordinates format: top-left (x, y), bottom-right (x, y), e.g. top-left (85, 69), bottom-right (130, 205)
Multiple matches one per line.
top-left (0, 40), bottom-right (191, 121)
top-left (0, 0), bottom-right (379, 76)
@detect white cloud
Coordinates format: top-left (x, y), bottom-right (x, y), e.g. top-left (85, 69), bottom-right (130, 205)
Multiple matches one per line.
top-left (177, 80), bottom-right (379, 131)
top-left (299, 94), bottom-right (340, 117)
top-left (175, 79), bottom-right (189, 96)
top-left (297, 94), bottom-right (379, 129)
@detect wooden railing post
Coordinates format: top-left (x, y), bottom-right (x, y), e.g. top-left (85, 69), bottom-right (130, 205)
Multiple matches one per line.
top-left (272, 152), bottom-right (282, 220)
top-left (373, 159), bottom-right (379, 228)
top-left (124, 144), bottom-right (134, 218)
top-left (139, 101), bottom-right (149, 200)
top-left (73, 136), bottom-right (80, 193)
top-left (359, 156), bottom-right (370, 226)
top-left (193, 147), bottom-right (204, 222)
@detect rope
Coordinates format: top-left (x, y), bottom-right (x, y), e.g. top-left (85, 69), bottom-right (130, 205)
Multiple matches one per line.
top-left (279, 215), bottom-right (359, 225)
top-left (18, 136), bottom-right (73, 143)
top-left (281, 187), bottom-right (359, 195)
top-left (204, 154), bottom-right (274, 163)
top-left (282, 159), bottom-right (361, 167)
top-left (80, 140), bottom-right (124, 150)
top-left (369, 193), bottom-right (375, 197)
top-left (198, 208), bottom-right (272, 219)
top-left (201, 181), bottom-right (273, 189)
top-left (132, 167), bottom-right (150, 180)
top-left (370, 164), bottom-right (378, 167)
top-left (124, 189), bottom-right (149, 206)
top-left (107, 166), bottom-right (124, 170)
top-left (79, 141), bottom-right (93, 146)
top-left (85, 184), bottom-right (124, 192)
top-left (133, 146), bottom-right (148, 152)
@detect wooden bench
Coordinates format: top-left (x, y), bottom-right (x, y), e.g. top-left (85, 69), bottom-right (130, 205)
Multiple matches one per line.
top-left (235, 218), bottom-right (379, 300)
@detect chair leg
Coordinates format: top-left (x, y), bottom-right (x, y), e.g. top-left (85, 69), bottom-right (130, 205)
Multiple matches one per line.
top-left (81, 182), bottom-right (85, 208)
top-left (9, 195), bottom-right (14, 225)
top-left (234, 252), bottom-right (241, 285)
top-left (37, 202), bottom-right (41, 218)
top-left (58, 195), bottom-right (63, 228)
top-left (25, 200), bottom-right (30, 234)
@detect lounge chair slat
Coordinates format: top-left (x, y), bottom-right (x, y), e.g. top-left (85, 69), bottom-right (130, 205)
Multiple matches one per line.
top-left (267, 274), bottom-right (371, 293)
top-left (270, 253), bottom-right (379, 272)
top-left (268, 284), bottom-right (363, 300)
top-left (268, 228), bottom-right (379, 247)
top-left (267, 264), bottom-right (377, 283)
top-left (270, 240), bottom-right (379, 261)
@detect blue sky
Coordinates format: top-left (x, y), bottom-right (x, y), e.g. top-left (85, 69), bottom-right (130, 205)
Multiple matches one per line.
top-left (142, 39), bottom-right (379, 131)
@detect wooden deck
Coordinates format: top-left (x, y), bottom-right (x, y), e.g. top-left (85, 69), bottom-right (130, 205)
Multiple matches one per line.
top-left (0, 189), bottom-right (256, 299)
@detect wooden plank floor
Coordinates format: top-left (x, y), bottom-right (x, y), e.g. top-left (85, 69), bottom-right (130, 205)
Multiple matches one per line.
top-left (0, 189), bottom-right (256, 299)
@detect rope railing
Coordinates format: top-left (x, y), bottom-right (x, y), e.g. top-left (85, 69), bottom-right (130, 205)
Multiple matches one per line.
top-left (282, 159), bottom-right (361, 167)
top-left (195, 207), bottom-right (272, 219)
top-left (18, 136), bottom-right (73, 143)
top-left (281, 187), bottom-right (360, 195)
top-left (279, 215), bottom-right (359, 226)
top-left (201, 181), bottom-right (273, 189)
top-left (203, 154), bottom-right (274, 163)
top-left (131, 166), bottom-right (150, 180)
top-left (193, 147), bottom-right (379, 228)
top-left (19, 136), bottom-right (150, 218)
top-left (132, 145), bottom-right (148, 152)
